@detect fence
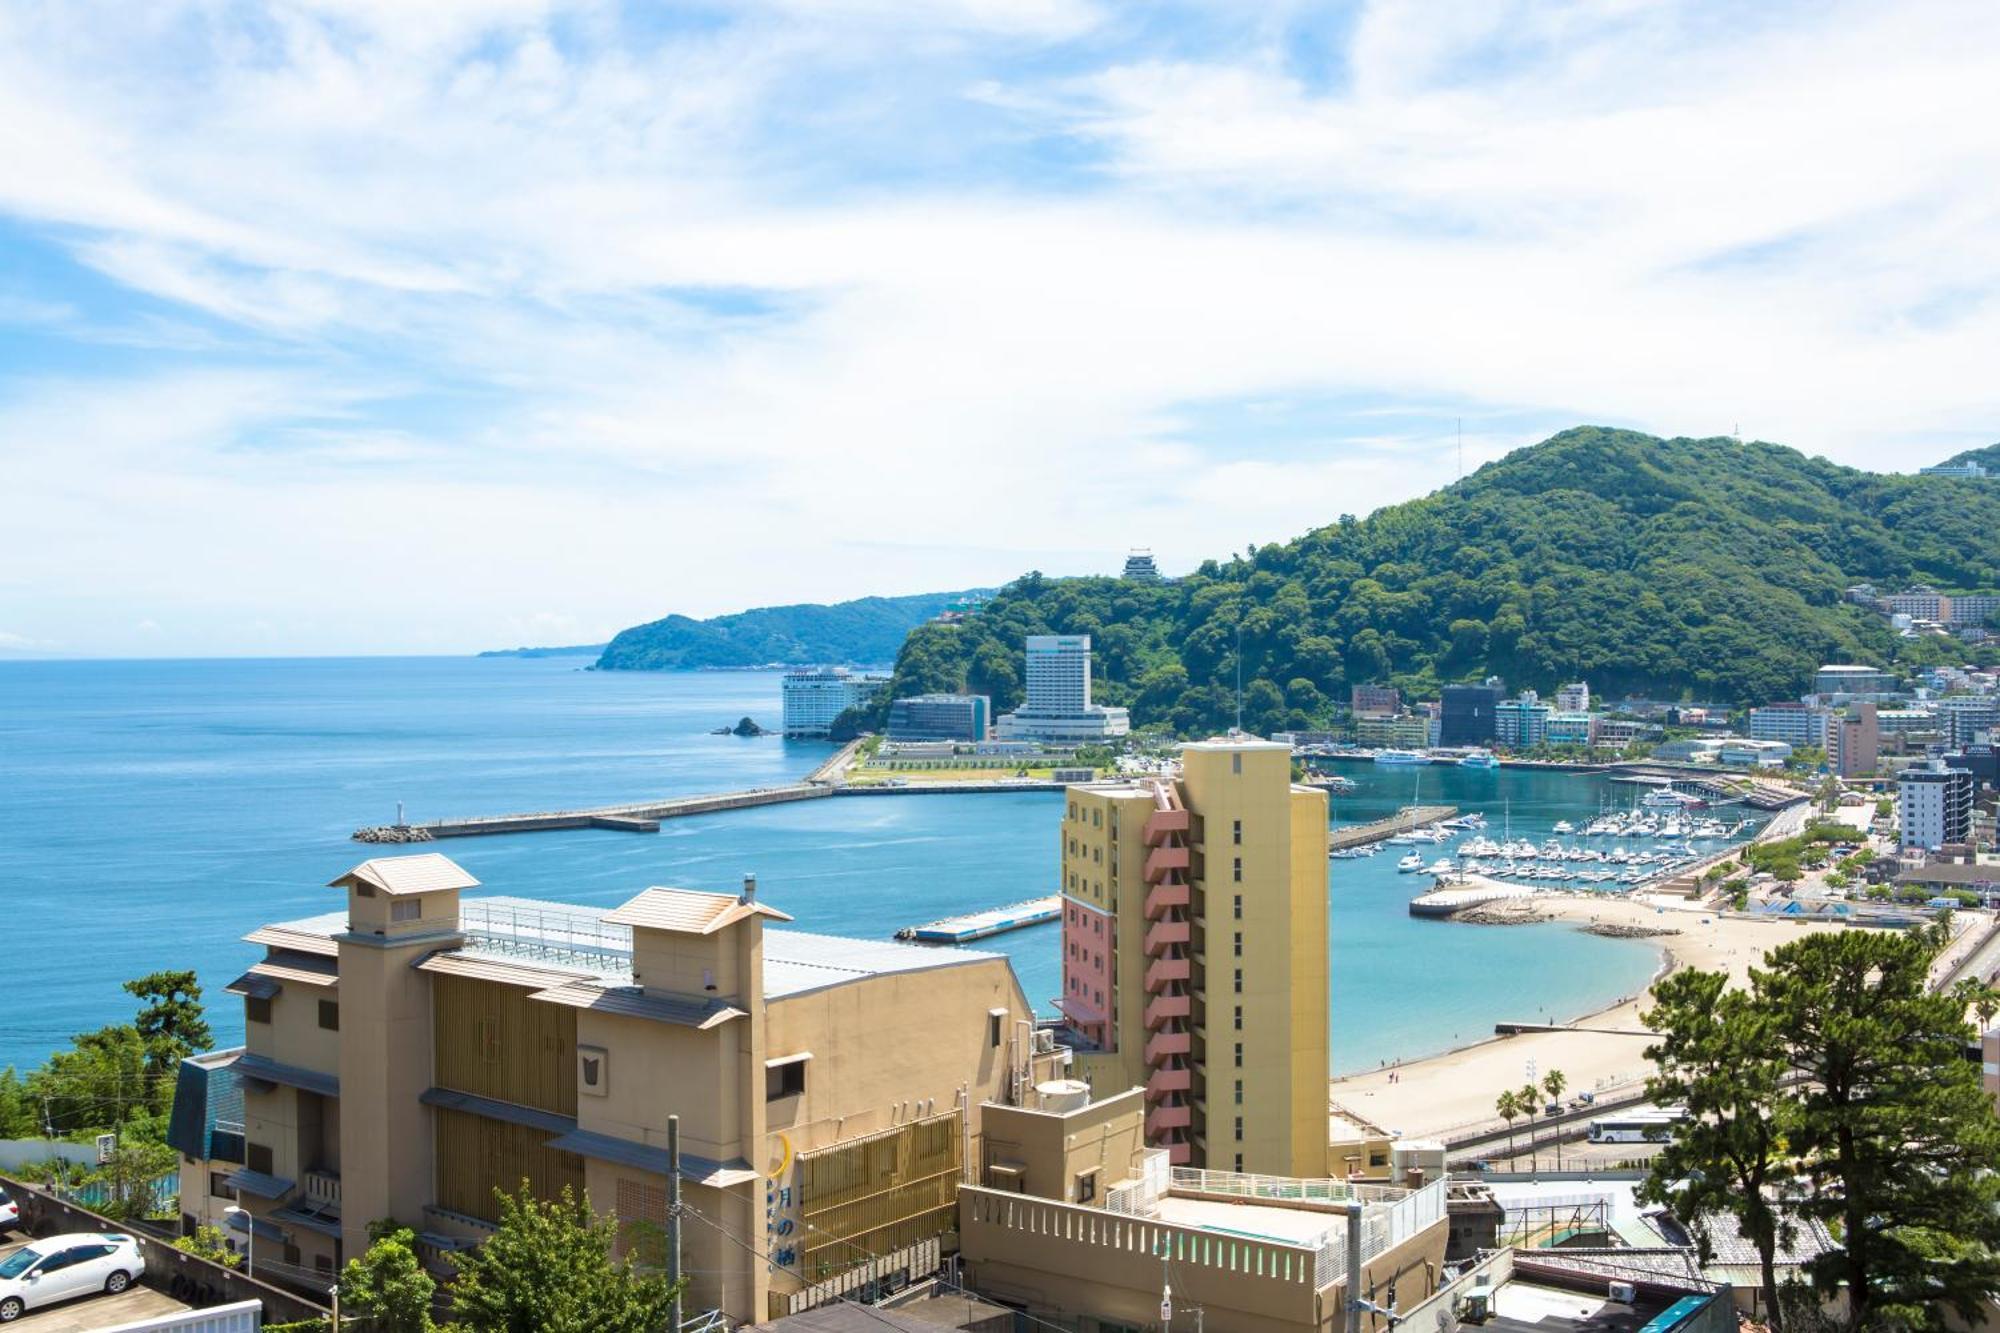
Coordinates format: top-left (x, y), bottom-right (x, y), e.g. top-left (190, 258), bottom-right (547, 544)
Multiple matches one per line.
top-left (0, 1173), bottom-right (328, 1327)
top-left (766, 1237), bottom-right (941, 1321)
top-left (1168, 1164), bottom-right (1411, 1207)
top-left (99, 1300), bottom-right (262, 1333)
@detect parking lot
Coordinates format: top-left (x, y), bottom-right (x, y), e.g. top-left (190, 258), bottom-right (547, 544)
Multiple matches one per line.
top-left (1, 1233), bottom-right (194, 1331)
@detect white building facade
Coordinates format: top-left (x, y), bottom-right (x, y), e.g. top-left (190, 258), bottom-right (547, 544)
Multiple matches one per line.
top-left (995, 635), bottom-right (1130, 742)
top-left (780, 668), bottom-right (890, 737)
top-left (1899, 760), bottom-right (1975, 853)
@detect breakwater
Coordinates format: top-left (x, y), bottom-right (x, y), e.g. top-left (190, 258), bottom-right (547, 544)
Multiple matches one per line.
top-left (1327, 805), bottom-right (1458, 851)
top-left (355, 783), bottom-right (831, 840)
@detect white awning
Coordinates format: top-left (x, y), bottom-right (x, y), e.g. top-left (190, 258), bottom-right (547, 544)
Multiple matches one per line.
top-left (764, 1051), bottom-right (813, 1068)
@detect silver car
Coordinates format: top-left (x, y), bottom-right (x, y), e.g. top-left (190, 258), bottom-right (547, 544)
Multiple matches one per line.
top-left (0, 1232), bottom-right (146, 1322)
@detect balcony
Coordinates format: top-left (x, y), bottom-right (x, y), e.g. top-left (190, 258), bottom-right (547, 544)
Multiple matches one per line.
top-left (1144, 919), bottom-right (1189, 955)
top-left (1144, 845), bottom-right (1190, 882)
top-left (1144, 992), bottom-right (1191, 1029)
top-left (1146, 1066), bottom-right (1192, 1098)
top-left (1144, 1030), bottom-right (1191, 1065)
top-left (1163, 1139), bottom-right (1194, 1166)
top-left (1144, 956), bottom-right (1190, 991)
top-left (303, 1170), bottom-right (341, 1208)
top-left (1144, 881), bottom-right (1189, 920)
top-left (1145, 1103), bottom-right (1193, 1136)
top-left (1143, 808), bottom-right (1190, 845)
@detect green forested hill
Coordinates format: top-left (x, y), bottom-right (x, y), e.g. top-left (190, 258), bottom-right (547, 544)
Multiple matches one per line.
top-left (883, 428), bottom-right (2000, 733)
top-left (596, 590), bottom-right (985, 669)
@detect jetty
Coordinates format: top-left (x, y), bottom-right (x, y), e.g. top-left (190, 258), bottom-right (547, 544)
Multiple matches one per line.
top-left (1326, 805), bottom-right (1458, 853)
top-left (895, 896), bottom-right (1062, 944)
top-left (1408, 874), bottom-right (1539, 918)
top-left (354, 783), bottom-right (830, 841)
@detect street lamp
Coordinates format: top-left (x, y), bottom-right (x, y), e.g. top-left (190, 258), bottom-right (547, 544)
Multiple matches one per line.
top-left (223, 1205), bottom-right (254, 1278)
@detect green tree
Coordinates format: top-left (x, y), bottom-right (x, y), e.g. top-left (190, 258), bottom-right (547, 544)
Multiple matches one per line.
top-left (1641, 969), bottom-right (1794, 1330)
top-left (1495, 1089), bottom-right (1521, 1162)
top-left (124, 970), bottom-right (212, 1079)
top-left (339, 1222), bottom-right (436, 1333)
top-left (1762, 932), bottom-right (2000, 1328)
top-left (174, 1225), bottom-right (243, 1269)
top-left (1541, 1070), bottom-right (1568, 1170)
top-left (86, 1138), bottom-right (179, 1219)
top-left (449, 1184), bottom-right (681, 1333)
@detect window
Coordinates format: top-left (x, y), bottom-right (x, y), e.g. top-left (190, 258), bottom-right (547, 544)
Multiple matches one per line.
top-left (1233, 895), bottom-right (1242, 920)
top-left (209, 1172), bottom-right (237, 1201)
top-left (1234, 1042), bottom-right (1243, 1067)
top-left (1093, 809), bottom-right (1101, 827)
top-left (1232, 858), bottom-right (1242, 883)
top-left (1076, 1171), bottom-right (1098, 1204)
top-left (315, 1253), bottom-right (334, 1275)
top-left (578, 1045), bottom-right (609, 1097)
top-left (989, 1011), bottom-right (1005, 1048)
top-left (283, 1243), bottom-right (302, 1267)
top-left (391, 898), bottom-right (421, 923)
top-left (245, 995), bottom-right (272, 1025)
top-left (1234, 1155), bottom-right (1243, 1172)
top-left (246, 1142), bottom-right (273, 1176)
top-left (1233, 1006), bottom-right (1242, 1031)
top-left (1368, 1151), bottom-right (1388, 1168)
top-left (318, 999), bottom-right (340, 1031)
top-left (1235, 1116), bottom-right (1244, 1140)
top-left (1231, 753), bottom-right (1242, 774)
top-left (766, 1059), bottom-right (807, 1100)
top-left (355, 883), bottom-right (376, 898)
top-left (1232, 819), bottom-right (1242, 845)
top-left (1234, 1080), bottom-right (1243, 1105)
top-left (1234, 968), bottom-right (1242, 993)
top-left (1233, 933), bottom-right (1242, 958)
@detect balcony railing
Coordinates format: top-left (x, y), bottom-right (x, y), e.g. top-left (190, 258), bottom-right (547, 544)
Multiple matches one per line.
top-left (1142, 808), bottom-right (1189, 845)
top-left (1144, 845), bottom-right (1190, 882)
top-left (1143, 992), bottom-right (1190, 1028)
top-left (1143, 919), bottom-right (1189, 955)
top-left (1144, 956), bottom-right (1190, 991)
top-left (1145, 1103), bottom-right (1192, 1136)
top-left (1143, 882), bottom-right (1189, 919)
top-left (303, 1171), bottom-right (341, 1207)
top-left (1143, 1030), bottom-right (1190, 1064)
top-left (1145, 1066), bottom-right (1192, 1098)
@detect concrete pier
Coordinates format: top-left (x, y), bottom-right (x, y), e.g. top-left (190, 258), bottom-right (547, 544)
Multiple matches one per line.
top-left (895, 896), bottom-right (1062, 944)
top-left (1327, 805), bottom-right (1459, 852)
top-left (354, 783), bottom-right (830, 841)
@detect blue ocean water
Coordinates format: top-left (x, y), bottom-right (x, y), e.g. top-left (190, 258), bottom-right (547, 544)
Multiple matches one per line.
top-left (0, 657), bottom-right (1660, 1075)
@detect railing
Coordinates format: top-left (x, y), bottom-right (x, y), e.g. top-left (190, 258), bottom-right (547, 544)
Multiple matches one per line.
top-left (303, 1171), bottom-right (341, 1207)
top-left (1103, 1150), bottom-right (1170, 1216)
top-left (767, 1236), bottom-right (940, 1320)
top-left (1168, 1166), bottom-right (1410, 1207)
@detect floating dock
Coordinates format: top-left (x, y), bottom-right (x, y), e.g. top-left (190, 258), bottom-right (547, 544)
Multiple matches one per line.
top-left (1327, 805), bottom-right (1459, 852)
top-left (896, 896), bottom-right (1062, 944)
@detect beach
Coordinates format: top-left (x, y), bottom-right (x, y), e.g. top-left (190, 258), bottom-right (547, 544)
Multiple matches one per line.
top-left (1328, 892), bottom-right (1865, 1141)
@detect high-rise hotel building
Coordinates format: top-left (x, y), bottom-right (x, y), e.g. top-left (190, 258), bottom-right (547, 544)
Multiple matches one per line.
top-left (1054, 737), bottom-right (1328, 1177)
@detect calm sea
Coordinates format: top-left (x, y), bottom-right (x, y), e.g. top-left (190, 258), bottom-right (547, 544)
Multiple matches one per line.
top-left (0, 656), bottom-right (1659, 1075)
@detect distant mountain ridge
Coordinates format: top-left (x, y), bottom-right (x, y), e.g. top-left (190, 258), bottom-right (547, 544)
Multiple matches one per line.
top-left (478, 643), bottom-right (606, 658)
top-left (877, 427), bottom-right (2000, 733)
top-left (595, 590), bottom-right (987, 670)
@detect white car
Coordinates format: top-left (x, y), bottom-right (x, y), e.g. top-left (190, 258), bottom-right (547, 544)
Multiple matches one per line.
top-left (0, 1188), bottom-right (16, 1233)
top-left (0, 1232), bottom-right (146, 1322)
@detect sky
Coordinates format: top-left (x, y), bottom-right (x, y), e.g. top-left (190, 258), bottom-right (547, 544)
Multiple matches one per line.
top-left (2, 0), bottom-right (1998, 657)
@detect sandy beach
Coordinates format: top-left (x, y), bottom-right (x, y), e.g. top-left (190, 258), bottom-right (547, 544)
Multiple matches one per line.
top-left (1328, 892), bottom-right (1861, 1141)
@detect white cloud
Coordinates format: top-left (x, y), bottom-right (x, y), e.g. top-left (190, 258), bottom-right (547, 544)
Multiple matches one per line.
top-left (0, 0), bottom-right (1996, 655)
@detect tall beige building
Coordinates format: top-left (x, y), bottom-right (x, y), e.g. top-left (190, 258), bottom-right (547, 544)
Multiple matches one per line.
top-left (186, 854), bottom-right (1069, 1324)
top-left (1055, 737), bottom-right (1329, 1177)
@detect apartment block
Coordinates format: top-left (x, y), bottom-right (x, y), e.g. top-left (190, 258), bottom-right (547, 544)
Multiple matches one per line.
top-left (1815, 664), bottom-right (1899, 700)
top-left (1349, 684), bottom-right (1400, 720)
top-left (1748, 703), bottom-right (1830, 749)
top-left (1055, 738), bottom-right (1328, 1179)
top-left (1544, 711), bottom-right (1596, 748)
top-left (1949, 594), bottom-right (2000, 628)
top-left (1439, 684), bottom-right (1502, 746)
top-left (1900, 760), bottom-right (1975, 853)
top-left (995, 636), bottom-right (1130, 742)
top-left (1829, 701), bottom-right (1880, 778)
top-left (188, 853), bottom-right (1067, 1323)
top-left (885, 693), bottom-right (991, 742)
top-left (1883, 587), bottom-right (1952, 623)
top-left (1493, 692), bottom-right (1550, 749)
top-left (1554, 681), bottom-right (1591, 713)
top-left (781, 668), bottom-right (890, 738)
top-left (1354, 716), bottom-right (1429, 748)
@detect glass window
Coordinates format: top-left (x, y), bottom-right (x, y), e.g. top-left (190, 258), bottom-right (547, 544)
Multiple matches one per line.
top-left (766, 1061), bottom-right (806, 1100)
top-left (1233, 858), bottom-right (1242, 883)
top-left (0, 1248), bottom-right (43, 1279)
top-left (245, 995), bottom-right (272, 1025)
top-left (1232, 754), bottom-right (1242, 774)
top-left (1232, 820), bottom-right (1242, 845)
top-left (391, 897), bottom-right (422, 922)
top-left (318, 1000), bottom-right (340, 1031)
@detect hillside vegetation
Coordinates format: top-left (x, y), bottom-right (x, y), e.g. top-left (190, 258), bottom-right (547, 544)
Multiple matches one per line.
top-left (884, 428), bottom-right (2000, 734)
top-left (597, 590), bottom-right (985, 670)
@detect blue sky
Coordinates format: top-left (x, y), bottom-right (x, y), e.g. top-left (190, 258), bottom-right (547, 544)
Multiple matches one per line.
top-left (2, 0), bottom-right (1997, 656)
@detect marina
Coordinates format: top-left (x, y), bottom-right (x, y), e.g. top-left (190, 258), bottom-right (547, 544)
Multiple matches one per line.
top-left (1325, 804), bottom-right (1459, 852)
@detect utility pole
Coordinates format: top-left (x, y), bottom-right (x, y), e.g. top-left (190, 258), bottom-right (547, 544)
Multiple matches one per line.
top-left (330, 1282), bottom-right (340, 1328)
top-left (1235, 621), bottom-right (1244, 733)
top-left (668, 1114), bottom-right (683, 1333)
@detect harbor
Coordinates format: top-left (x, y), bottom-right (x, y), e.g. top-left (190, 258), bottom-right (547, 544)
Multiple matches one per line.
top-left (1325, 804), bottom-right (1459, 852)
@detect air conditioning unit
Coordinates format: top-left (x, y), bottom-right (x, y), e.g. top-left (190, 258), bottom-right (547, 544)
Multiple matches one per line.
top-left (1608, 1281), bottom-right (1638, 1304)
top-left (1033, 1029), bottom-right (1055, 1054)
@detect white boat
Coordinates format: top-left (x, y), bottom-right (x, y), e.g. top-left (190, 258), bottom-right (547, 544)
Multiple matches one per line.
top-left (1458, 749), bottom-right (1501, 769)
top-left (1422, 858), bottom-right (1456, 875)
top-left (1374, 749), bottom-right (1431, 765)
top-left (1642, 787), bottom-right (1701, 808)
top-left (1552, 820), bottom-right (1575, 835)
top-left (1396, 853), bottom-right (1425, 872)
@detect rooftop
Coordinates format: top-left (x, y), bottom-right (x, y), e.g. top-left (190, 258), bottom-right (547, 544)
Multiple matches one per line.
top-left (602, 885), bottom-right (793, 934)
top-left (263, 894), bottom-right (1008, 1000)
top-left (330, 852), bottom-right (481, 896)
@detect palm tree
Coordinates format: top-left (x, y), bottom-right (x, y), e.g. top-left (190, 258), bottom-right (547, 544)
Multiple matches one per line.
top-left (1543, 1069), bottom-right (1569, 1170)
top-left (1495, 1089), bottom-right (1520, 1163)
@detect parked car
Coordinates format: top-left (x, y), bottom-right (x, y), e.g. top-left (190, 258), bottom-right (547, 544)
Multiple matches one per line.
top-left (0, 1232), bottom-right (146, 1322)
top-left (0, 1187), bottom-right (16, 1233)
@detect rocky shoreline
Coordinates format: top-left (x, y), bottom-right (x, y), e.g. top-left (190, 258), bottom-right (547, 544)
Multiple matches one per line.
top-left (1450, 900), bottom-right (1682, 940)
top-left (1584, 921), bottom-right (1682, 940)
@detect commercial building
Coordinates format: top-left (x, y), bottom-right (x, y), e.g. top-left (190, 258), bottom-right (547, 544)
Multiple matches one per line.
top-left (780, 668), bottom-right (889, 738)
top-left (1883, 587), bottom-right (1951, 622)
top-left (1493, 691), bottom-right (1551, 750)
top-left (885, 693), bottom-right (990, 742)
top-left (1949, 594), bottom-right (2000, 627)
top-left (1120, 549), bottom-right (1162, 582)
top-left (1349, 684), bottom-right (1400, 719)
top-left (1717, 739), bottom-right (1793, 768)
top-left (1899, 760), bottom-right (1975, 853)
top-left (1438, 683), bottom-right (1502, 747)
top-left (1815, 664), bottom-right (1899, 700)
top-left (1829, 701), bottom-right (1880, 778)
top-left (995, 636), bottom-right (1130, 743)
top-left (1354, 716), bottom-right (1430, 749)
top-left (1594, 718), bottom-right (1662, 748)
top-left (1748, 703), bottom-right (1829, 749)
top-left (1921, 460), bottom-right (1990, 478)
top-left (1943, 744), bottom-right (2000, 791)
top-left (1544, 711), bottom-right (1596, 749)
top-left (960, 1082), bottom-right (1448, 1332)
top-left (1554, 681), bottom-right (1591, 713)
top-left (190, 853), bottom-right (1069, 1322)
top-left (1054, 737), bottom-right (1329, 1178)
top-left (1652, 738), bottom-right (1725, 763)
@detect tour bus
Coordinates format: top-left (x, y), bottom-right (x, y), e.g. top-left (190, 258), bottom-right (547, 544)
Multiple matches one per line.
top-left (1586, 1107), bottom-right (1689, 1144)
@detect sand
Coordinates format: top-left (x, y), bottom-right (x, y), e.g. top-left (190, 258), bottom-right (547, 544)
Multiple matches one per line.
top-left (1327, 892), bottom-right (1861, 1141)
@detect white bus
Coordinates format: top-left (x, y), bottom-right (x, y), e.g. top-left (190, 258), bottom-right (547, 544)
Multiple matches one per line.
top-left (1586, 1108), bottom-right (1689, 1144)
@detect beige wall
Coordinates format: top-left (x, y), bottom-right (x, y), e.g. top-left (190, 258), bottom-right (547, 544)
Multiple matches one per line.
top-left (245, 980), bottom-right (340, 1077)
top-left (979, 1088), bottom-right (1147, 1202)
